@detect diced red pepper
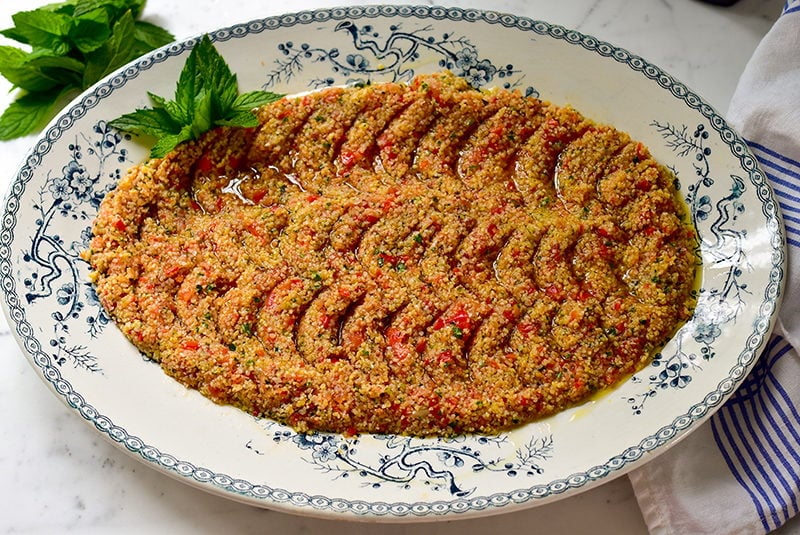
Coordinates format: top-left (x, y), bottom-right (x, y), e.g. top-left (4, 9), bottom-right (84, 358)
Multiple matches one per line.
top-left (596, 227), bottom-right (613, 239)
top-left (381, 196), bottom-right (396, 212)
top-left (320, 314), bottom-right (332, 329)
top-left (636, 142), bottom-right (648, 161)
top-left (340, 148), bottom-right (360, 170)
top-left (164, 265), bottom-right (182, 278)
top-left (437, 350), bottom-right (454, 365)
top-left (433, 305), bottom-right (471, 332)
top-left (198, 154), bottom-right (213, 174)
top-left (449, 306), bottom-right (471, 331)
top-left (378, 252), bottom-right (397, 267)
top-left (517, 321), bottom-right (536, 337)
top-left (387, 327), bottom-right (406, 346)
top-left (387, 327), bottom-right (411, 363)
top-left (546, 284), bottom-right (564, 301)
top-left (251, 189), bottom-right (267, 204)
top-left (181, 340), bottom-right (199, 350)
top-left (245, 222), bottom-right (265, 242)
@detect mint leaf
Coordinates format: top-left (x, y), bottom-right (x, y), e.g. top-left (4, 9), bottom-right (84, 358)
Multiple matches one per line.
top-left (0, 47), bottom-right (84, 91)
top-left (73, 0), bottom-right (146, 21)
top-left (25, 53), bottom-right (85, 74)
top-left (133, 21), bottom-right (173, 55)
top-left (150, 125), bottom-right (193, 158)
top-left (83, 9), bottom-right (137, 85)
top-left (70, 9), bottom-right (111, 53)
top-left (109, 107), bottom-right (179, 138)
top-left (109, 35), bottom-right (285, 158)
top-left (190, 88), bottom-right (215, 138)
top-left (26, 53), bottom-right (85, 88)
top-left (145, 91), bottom-right (189, 126)
top-left (0, 46), bottom-right (60, 92)
top-left (146, 91), bottom-right (168, 109)
top-left (0, 0), bottom-right (174, 141)
top-left (8, 9), bottom-right (72, 54)
top-left (0, 87), bottom-right (72, 140)
top-left (198, 39), bottom-right (238, 114)
top-left (165, 100), bottom-right (191, 126)
top-left (47, 3), bottom-right (77, 17)
top-left (173, 43), bottom-right (198, 122)
top-left (0, 27), bottom-right (31, 44)
top-left (232, 90), bottom-right (284, 112)
top-left (215, 110), bottom-right (261, 128)
top-left (102, 9), bottom-right (138, 67)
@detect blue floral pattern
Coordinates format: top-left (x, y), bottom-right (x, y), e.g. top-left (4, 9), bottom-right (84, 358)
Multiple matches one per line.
top-left (250, 421), bottom-right (553, 496)
top-left (264, 20), bottom-right (537, 96)
top-left (627, 121), bottom-right (752, 414)
top-left (21, 121), bottom-right (127, 371)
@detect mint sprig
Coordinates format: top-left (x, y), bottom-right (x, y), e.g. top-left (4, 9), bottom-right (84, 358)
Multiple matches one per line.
top-left (0, 0), bottom-right (175, 140)
top-left (109, 35), bottom-right (284, 158)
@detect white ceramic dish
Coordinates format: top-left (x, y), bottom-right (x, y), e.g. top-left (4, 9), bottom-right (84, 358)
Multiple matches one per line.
top-left (0, 5), bottom-right (785, 521)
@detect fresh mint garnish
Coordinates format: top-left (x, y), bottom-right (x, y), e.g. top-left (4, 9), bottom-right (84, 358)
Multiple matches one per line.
top-left (109, 35), bottom-right (284, 158)
top-left (0, 0), bottom-right (175, 140)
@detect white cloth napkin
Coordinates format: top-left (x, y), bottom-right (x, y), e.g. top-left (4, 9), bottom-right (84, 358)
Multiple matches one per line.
top-left (628, 3), bottom-right (800, 534)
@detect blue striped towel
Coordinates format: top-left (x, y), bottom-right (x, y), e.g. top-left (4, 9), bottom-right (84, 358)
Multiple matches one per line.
top-left (628, 3), bottom-right (800, 533)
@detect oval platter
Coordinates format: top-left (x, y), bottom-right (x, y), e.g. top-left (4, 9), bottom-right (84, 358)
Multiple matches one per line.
top-left (0, 5), bottom-right (785, 521)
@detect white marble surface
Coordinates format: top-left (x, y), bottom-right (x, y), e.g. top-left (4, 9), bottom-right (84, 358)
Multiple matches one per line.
top-left (0, 0), bottom-right (787, 533)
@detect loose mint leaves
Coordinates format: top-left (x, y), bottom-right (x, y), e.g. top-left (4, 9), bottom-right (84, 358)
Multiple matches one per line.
top-left (109, 35), bottom-right (284, 158)
top-left (0, 0), bottom-right (174, 140)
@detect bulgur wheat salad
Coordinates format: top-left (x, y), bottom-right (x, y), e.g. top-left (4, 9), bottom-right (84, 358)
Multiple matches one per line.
top-left (84, 72), bottom-right (697, 436)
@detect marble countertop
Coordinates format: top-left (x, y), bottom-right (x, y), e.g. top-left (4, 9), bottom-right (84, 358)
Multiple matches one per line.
top-left (0, 0), bottom-right (786, 533)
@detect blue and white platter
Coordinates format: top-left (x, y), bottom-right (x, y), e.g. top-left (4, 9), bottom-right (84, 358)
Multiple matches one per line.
top-left (0, 5), bottom-right (785, 521)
